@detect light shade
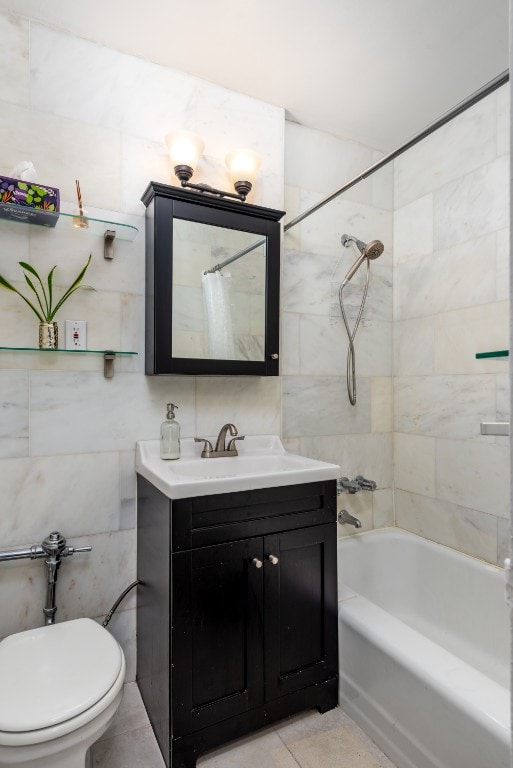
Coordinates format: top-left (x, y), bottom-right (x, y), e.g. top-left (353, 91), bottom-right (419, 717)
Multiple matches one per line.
top-left (225, 149), bottom-right (261, 187)
top-left (165, 131), bottom-right (204, 172)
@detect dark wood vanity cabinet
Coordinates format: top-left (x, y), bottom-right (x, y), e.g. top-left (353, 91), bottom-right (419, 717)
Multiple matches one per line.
top-left (136, 478), bottom-right (339, 768)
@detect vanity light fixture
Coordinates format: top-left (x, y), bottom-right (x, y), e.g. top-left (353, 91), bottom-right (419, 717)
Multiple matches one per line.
top-left (165, 131), bottom-right (260, 202)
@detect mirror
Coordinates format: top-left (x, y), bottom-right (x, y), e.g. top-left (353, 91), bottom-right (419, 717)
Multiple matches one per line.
top-left (142, 182), bottom-right (285, 376)
top-left (172, 220), bottom-right (266, 362)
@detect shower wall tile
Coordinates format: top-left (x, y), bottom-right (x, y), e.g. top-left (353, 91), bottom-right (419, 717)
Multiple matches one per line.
top-left (285, 121), bottom-right (375, 204)
top-left (0, 14), bottom-right (29, 106)
top-left (298, 315), bottom-right (345, 377)
top-left (350, 320), bottom-right (392, 377)
top-left (298, 315), bottom-right (390, 378)
top-left (496, 374), bottom-right (510, 422)
top-left (329, 266), bottom-right (392, 325)
top-left (433, 301), bottom-right (509, 375)
top-left (26, 210), bottom-right (145, 297)
top-left (0, 453), bottom-right (121, 546)
top-left (394, 375), bottom-right (495, 439)
top-left (496, 83), bottom-right (510, 157)
top-left (393, 84), bottom-right (509, 562)
top-left (29, 372), bottom-right (197, 455)
top-left (296, 191), bottom-right (393, 264)
top-left (100, 607), bottom-right (136, 683)
top-left (283, 377), bottom-right (371, 438)
top-left (395, 489), bottom-right (497, 564)
top-left (371, 154), bottom-right (394, 211)
top-left (0, 371), bottom-right (29, 458)
top-left (496, 228), bottom-right (509, 301)
top-left (394, 316), bottom-right (434, 376)
top-left (433, 155), bottom-right (509, 250)
top-left (195, 377), bottom-right (281, 437)
top-left (30, 23), bottom-right (284, 210)
top-left (436, 438), bottom-right (509, 519)
top-left (393, 195), bottom-right (433, 265)
top-left (280, 313), bottom-right (300, 375)
top-left (0, 529), bottom-right (136, 640)
top-left (299, 433), bottom-right (392, 489)
top-left (372, 488), bottom-right (394, 528)
top-left (0, 10), bottom-right (290, 651)
top-left (394, 96), bottom-right (497, 209)
top-left (394, 433), bottom-right (435, 497)
top-left (0, 103), bottom-right (122, 212)
top-left (0, 557), bottom-right (47, 640)
top-left (370, 377), bottom-right (393, 433)
top-left (497, 518), bottom-right (510, 568)
top-left (282, 249), bottom-right (334, 316)
top-left (393, 233), bottom-right (497, 321)
top-left (120, 451), bottom-right (137, 531)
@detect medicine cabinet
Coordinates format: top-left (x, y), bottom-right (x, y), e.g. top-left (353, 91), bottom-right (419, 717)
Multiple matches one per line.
top-left (142, 182), bottom-right (285, 375)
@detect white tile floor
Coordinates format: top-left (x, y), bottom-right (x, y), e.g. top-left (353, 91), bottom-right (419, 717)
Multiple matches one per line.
top-left (90, 683), bottom-right (397, 768)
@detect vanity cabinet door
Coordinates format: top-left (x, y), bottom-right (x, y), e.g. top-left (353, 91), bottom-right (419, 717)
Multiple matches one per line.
top-left (172, 537), bottom-right (265, 736)
top-left (264, 524), bottom-right (338, 700)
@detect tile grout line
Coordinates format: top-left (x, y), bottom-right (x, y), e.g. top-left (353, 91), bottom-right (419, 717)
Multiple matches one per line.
top-left (273, 726), bottom-right (303, 768)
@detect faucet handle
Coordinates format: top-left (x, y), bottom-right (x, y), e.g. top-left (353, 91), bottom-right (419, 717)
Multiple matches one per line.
top-left (194, 437), bottom-right (214, 458)
top-left (355, 475), bottom-right (377, 491)
top-left (337, 477), bottom-right (360, 494)
top-left (227, 435), bottom-right (245, 453)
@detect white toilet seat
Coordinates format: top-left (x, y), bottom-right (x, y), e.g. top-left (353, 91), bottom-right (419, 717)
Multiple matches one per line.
top-left (0, 619), bottom-right (126, 747)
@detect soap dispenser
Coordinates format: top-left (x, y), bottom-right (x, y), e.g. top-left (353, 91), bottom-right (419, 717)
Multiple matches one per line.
top-left (160, 403), bottom-right (180, 460)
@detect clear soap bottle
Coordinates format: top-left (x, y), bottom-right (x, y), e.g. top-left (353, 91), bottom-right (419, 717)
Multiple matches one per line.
top-left (160, 403), bottom-right (180, 460)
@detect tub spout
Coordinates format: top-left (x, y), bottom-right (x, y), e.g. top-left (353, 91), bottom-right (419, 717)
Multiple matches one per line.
top-left (337, 510), bottom-right (362, 528)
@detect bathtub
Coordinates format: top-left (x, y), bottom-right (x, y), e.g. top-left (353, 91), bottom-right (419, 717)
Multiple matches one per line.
top-left (337, 528), bottom-right (510, 768)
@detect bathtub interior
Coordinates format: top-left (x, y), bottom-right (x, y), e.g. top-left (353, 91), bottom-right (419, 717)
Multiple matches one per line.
top-left (337, 528), bottom-right (509, 687)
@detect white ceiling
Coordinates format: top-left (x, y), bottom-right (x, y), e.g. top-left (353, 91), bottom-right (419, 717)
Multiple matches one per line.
top-left (1, 0), bottom-right (509, 150)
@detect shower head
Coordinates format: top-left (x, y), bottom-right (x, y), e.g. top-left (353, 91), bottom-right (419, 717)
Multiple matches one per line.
top-left (340, 233), bottom-right (384, 286)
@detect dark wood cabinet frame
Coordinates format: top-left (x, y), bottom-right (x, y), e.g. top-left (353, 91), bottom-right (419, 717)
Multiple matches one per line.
top-left (136, 478), bottom-right (339, 768)
top-left (142, 182), bottom-right (285, 376)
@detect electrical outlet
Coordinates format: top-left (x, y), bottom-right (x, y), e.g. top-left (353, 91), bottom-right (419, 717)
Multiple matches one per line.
top-left (65, 320), bottom-right (87, 350)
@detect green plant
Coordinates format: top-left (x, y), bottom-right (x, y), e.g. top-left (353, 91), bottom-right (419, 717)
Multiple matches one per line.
top-left (0, 254), bottom-right (92, 322)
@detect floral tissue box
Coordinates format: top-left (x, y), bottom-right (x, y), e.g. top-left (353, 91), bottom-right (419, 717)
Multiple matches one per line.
top-left (0, 176), bottom-right (60, 227)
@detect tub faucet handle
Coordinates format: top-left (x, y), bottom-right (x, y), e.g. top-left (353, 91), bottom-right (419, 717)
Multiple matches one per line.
top-left (337, 477), bottom-right (360, 494)
top-left (355, 475), bottom-right (377, 491)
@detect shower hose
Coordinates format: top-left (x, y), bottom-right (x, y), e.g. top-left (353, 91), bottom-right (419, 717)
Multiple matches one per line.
top-left (338, 258), bottom-right (370, 406)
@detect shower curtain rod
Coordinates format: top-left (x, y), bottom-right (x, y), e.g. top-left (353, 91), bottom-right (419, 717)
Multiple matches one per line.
top-left (205, 236), bottom-right (266, 273)
top-left (283, 69), bottom-right (509, 233)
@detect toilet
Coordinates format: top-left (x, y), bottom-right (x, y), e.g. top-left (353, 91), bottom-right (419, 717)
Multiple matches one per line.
top-left (0, 618), bottom-right (126, 768)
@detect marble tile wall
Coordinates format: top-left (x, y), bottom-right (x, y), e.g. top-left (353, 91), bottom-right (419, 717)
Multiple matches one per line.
top-left (0, 12), bottom-right (284, 678)
top-left (393, 85), bottom-right (510, 565)
top-left (283, 123), bottom-right (394, 536)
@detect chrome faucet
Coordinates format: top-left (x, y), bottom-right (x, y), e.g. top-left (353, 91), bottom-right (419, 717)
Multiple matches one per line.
top-left (355, 475), bottom-right (377, 491)
top-left (195, 423), bottom-right (245, 458)
top-left (337, 475), bottom-right (377, 494)
top-left (337, 510), bottom-right (362, 528)
top-left (337, 477), bottom-right (361, 494)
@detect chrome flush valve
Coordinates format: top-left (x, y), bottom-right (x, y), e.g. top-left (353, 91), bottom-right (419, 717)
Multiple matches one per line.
top-left (0, 530), bottom-right (92, 625)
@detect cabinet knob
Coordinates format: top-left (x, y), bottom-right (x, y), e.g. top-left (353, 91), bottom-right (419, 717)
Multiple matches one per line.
top-left (251, 557), bottom-right (263, 569)
top-left (267, 554), bottom-right (279, 565)
top-left (270, 353), bottom-right (279, 360)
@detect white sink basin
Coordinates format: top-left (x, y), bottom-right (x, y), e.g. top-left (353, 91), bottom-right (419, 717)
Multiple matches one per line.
top-left (136, 435), bottom-right (340, 499)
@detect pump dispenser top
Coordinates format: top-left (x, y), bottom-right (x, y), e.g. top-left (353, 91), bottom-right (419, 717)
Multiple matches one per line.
top-left (160, 403), bottom-right (180, 460)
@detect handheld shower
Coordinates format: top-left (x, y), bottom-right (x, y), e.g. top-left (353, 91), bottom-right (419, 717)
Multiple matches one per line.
top-left (339, 234), bottom-right (384, 405)
top-left (340, 234), bottom-right (384, 286)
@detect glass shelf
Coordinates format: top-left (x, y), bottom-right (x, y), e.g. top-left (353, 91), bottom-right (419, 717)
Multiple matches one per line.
top-left (0, 203), bottom-right (138, 258)
top-left (475, 350), bottom-right (509, 360)
top-left (0, 346), bottom-right (138, 378)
